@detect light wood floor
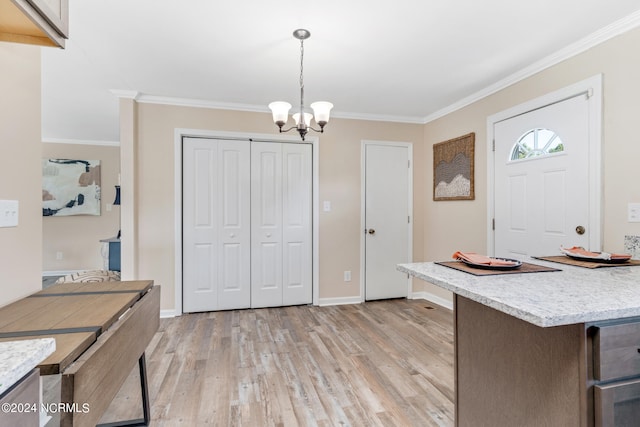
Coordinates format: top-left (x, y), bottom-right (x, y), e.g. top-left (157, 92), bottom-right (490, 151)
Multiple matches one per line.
top-left (100, 299), bottom-right (454, 426)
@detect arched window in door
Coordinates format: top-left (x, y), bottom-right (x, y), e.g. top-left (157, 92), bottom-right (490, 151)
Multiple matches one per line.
top-left (510, 128), bottom-right (564, 161)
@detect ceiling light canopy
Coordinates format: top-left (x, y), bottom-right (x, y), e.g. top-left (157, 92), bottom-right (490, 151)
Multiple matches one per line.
top-left (269, 29), bottom-right (333, 141)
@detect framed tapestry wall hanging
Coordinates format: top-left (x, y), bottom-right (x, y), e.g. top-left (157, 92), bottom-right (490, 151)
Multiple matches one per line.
top-left (433, 132), bottom-right (475, 201)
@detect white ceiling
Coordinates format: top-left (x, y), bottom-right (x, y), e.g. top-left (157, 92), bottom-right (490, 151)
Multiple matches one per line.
top-left (41, 0), bottom-right (640, 143)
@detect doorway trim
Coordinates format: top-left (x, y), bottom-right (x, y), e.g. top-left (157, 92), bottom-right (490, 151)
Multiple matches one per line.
top-left (173, 128), bottom-right (320, 316)
top-left (486, 74), bottom-right (602, 256)
top-left (360, 140), bottom-right (413, 302)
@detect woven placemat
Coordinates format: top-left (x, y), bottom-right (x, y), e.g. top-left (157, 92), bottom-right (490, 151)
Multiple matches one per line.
top-left (435, 261), bottom-right (561, 276)
top-left (533, 255), bottom-right (640, 269)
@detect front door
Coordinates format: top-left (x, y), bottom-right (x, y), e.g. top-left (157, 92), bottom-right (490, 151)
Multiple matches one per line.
top-left (494, 94), bottom-right (591, 257)
top-left (363, 141), bottom-right (412, 300)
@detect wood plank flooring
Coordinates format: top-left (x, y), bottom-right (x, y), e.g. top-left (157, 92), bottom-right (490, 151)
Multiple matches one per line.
top-left (100, 299), bottom-right (454, 426)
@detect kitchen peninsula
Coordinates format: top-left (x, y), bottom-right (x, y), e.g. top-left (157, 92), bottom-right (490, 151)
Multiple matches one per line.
top-left (399, 260), bottom-right (640, 427)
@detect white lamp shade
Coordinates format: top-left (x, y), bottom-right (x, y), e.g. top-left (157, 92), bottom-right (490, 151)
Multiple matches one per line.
top-left (268, 101), bottom-right (292, 124)
top-left (293, 112), bottom-right (313, 127)
top-left (310, 101), bottom-right (333, 124)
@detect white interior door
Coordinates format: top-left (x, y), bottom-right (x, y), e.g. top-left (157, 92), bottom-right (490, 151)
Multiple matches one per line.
top-left (183, 137), bottom-right (251, 313)
top-left (251, 141), bottom-right (312, 308)
top-left (494, 94), bottom-right (590, 257)
top-left (364, 142), bottom-right (411, 301)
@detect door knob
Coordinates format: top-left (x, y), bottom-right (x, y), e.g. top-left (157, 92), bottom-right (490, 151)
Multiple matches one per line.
top-left (368, 229), bottom-right (376, 235)
top-left (575, 225), bottom-right (586, 235)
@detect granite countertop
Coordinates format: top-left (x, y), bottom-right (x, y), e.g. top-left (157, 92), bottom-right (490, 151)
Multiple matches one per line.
top-left (0, 338), bottom-right (56, 396)
top-left (398, 259), bottom-right (640, 327)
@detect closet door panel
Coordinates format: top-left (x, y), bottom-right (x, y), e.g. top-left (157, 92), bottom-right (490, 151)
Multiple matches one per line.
top-left (183, 138), bottom-right (219, 312)
top-left (282, 144), bottom-right (313, 305)
top-left (251, 142), bottom-right (283, 308)
top-left (217, 141), bottom-right (251, 310)
top-left (183, 138), bottom-right (250, 312)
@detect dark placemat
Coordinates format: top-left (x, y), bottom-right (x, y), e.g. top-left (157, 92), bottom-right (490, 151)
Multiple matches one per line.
top-left (435, 261), bottom-right (561, 276)
top-left (533, 255), bottom-right (640, 269)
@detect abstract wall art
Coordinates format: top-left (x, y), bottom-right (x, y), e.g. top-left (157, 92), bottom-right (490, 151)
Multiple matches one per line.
top-left (42, 159), bottom-right (101, 216)
top-left (433, 132), bottom-right (475, 201)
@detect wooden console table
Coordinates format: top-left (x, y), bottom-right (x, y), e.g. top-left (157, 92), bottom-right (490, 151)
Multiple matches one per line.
top-left (0, 279), bottom-right (159, 426)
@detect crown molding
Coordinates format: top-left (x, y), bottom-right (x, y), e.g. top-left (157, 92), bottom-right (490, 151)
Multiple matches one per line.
top-left (422, 9), bottom-right (640, 124)
top-left (135, 94), bottom-right (265, 113)
top-left (110, 89), bottom-right (139, 100)
top-left (131, 93), bottom-right (425, 124)
top-left (42, 137), bottom-right (120, 146)
top-left (331, 111), bottom-right (425, 124)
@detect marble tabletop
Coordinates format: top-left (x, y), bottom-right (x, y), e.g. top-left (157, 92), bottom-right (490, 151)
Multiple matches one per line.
top-left (0, 338), bottom-right (55, 396)
top-left (398, 258), bottom-right (640, 327)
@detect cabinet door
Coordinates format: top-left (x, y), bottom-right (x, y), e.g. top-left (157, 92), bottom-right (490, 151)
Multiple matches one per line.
top-left (595, 378), bottom-right (640, 427)
top-left (2, 0), bottom-right (68, 47)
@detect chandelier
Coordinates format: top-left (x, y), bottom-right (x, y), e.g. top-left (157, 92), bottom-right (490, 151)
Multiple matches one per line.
top-left (268, 29), bottom-right (333, 141)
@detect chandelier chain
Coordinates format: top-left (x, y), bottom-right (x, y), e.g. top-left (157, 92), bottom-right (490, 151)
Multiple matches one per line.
top-left (299, 39), bottom-right (305, 117)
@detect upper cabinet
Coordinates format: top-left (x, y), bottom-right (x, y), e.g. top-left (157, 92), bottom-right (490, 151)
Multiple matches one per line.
top-left (0, 0), bottom-right (69, 48)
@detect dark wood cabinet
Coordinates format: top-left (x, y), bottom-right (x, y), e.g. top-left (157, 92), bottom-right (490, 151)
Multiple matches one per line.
top-left (0, 369), bottom-right (40, 427)
top-left (592, 321), bottom-right (640, 427)
top-left (595, 378), bottom-right (640, 427)
top-left (455, 296), bottom-right (640, 427)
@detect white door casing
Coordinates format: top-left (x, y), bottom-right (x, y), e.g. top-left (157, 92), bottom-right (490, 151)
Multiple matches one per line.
top-left (362, 141), bottom-right (412, 301)
top-left (182, 137), bottom-right (251, 312)
top-left (488, 75), bottom-right (602, 257)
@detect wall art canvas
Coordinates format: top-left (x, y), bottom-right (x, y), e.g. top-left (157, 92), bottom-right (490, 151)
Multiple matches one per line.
top-left (433, 132), bottom-right (475, 201)
top-left (42, 159), bottom-right (101, 216)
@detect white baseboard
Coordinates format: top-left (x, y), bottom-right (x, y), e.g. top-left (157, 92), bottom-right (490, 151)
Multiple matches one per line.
top-left (317, 296), bottom-right (362, 307)
top-left (43, 270), bottom-right (83, 277)
top-left (410, 291), bottom-right (454, 311)
top-left (160, 309), bottom-right (178, 318)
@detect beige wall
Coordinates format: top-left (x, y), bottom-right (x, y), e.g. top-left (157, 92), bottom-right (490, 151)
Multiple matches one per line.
top-left (419, 27), bottom-right (640, 301)
top-left (128, 103), bottom-right (424, 310)
top-left (42, 143), bottom-right (120, 272)
top-left (0, 43), bottom-right (42, 306)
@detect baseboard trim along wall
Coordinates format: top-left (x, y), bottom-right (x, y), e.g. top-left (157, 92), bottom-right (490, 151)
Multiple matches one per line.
top-left (317, 296), bottom-right (362, 307)
top-left (410, 291), bottom-right (454, 311)
top-left (161, 294), bottom-right (449, 317)
top-left (160, 309), bottom-right (178, 318)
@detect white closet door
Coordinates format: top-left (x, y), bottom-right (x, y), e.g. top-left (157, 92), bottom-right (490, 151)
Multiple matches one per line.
top-left (251, 142), bottom-right (283, 307)
top-left (251, 142), bottom-right (312, 308)
top-left (183, 137), bottom-right (251, 312)
top-left (282, 143), bottom-right (312, 305)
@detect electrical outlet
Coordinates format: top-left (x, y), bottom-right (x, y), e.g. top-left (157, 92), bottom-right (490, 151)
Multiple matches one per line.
top-left (344, 270), bottom-right (351, 282)
top-left (56, 251), bottom-right (63, 260)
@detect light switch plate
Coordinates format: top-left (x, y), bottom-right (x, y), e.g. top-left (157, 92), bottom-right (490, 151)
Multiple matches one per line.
top-left (629, 203), bottom-right (640, 222)
top-left (323, 201), bottom-right (331, 212)
top-left (0, 200), bottom-right (19, 227)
